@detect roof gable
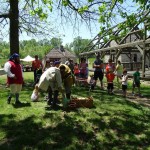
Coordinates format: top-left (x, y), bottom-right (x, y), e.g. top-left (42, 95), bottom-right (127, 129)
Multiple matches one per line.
top-left (46, 47), bottom-right (76, 58)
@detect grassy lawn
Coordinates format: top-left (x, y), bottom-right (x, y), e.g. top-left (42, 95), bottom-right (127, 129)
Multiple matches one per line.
top-left (0, 72), bottom-right (150, 150)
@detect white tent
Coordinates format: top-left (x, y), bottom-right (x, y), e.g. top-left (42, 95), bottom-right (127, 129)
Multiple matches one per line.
top-left (20, 55), bottom-right (35, 62)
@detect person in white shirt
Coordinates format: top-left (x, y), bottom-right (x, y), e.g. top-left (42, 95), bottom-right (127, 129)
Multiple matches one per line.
top-left (121, 69), bottom-right (128, 98)
top-left (37, 61), bottom-right (64, 107)
top-left (4, 53), bottom-right (24, 104)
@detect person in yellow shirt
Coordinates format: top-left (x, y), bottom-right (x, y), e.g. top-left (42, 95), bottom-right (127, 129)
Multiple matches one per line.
top-left (116, 60), bottom-right (123, 88)
top-left (59, 64), bottom-right (75, 100)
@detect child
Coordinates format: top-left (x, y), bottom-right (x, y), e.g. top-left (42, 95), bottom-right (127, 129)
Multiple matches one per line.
top-left (31, 84), bottom-right (39, 101)
top-left (89, 74), bottom-right (96, 91)
top-left (132, 68), bottom-right (141, 96)
top-left (121, 70), bottom-right (128, 97)
top-left (74, 62), bottom-right (80, 77)
top-left (105, 58), bottom-right (115, 94)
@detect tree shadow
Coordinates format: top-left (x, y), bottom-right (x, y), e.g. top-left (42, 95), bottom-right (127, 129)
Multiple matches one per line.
top-left (12, 102), bottom-right (31, 108)
top-left (0, 114), bottom-right (100, 150)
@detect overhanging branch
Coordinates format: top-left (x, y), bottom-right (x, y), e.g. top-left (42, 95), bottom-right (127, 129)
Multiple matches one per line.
top-left (0, 13), bottom-right (9, 18)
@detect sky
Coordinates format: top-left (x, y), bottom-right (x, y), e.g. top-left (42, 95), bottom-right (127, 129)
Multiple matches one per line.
top-left (19, 21), bottom-right (99, 45)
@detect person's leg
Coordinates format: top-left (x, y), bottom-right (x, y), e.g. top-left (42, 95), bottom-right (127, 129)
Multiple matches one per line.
top-left (137, 84), bottom-right (141, 96)
top-left (94, 71), bottom-right (98, 86)
top-left (110, 83), bottom-right (114, 94)
top-left (99, 72), bottom-right (104, 89)
top-left (122, 85), bottom-right (126, 97)
top-left (15, 84), bottom-right (22, 104)
top-left (53, 90), bottom-right (59, 106)
top-left (132, 82), bottom-right (135, 95)
top-left (34, 69), bottom-right (37, 82)
top-left (64, 80), bottom-right (72, 100)
top-left (47, 87), bottom-right (53, 105)
top-left (107, 83), bottom-right (110, 94)
top-left (7, 93), bottom-right (12, 104)
top-left (117, 76), bottom-right (121, 88)
top-left (8, 84), bottom-right (16, 104)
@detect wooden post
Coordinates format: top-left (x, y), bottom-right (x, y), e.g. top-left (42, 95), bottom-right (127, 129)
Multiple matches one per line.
top-left (142, 24), bottom-right (147, 77)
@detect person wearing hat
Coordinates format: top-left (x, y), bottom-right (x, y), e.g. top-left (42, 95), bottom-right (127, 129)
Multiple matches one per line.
top-left (59, 64), bottom-right (75, 100)
top-left (37, 60), bottom-right (64, 107)
top-left (4, 53), bottom-right (24, 104)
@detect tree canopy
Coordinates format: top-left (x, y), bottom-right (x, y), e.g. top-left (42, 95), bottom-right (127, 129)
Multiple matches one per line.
top-left (0, 0), bottom-right (149, 55)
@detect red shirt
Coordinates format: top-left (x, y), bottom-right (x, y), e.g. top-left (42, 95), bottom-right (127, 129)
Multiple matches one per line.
top-left (32, 60), bottom-right (42, 70)
top-left (7, 61), bottom-right (23, 84)
top-left (74, 65), bottom-right (80, 75)
top-left (106, 64), bottom-right (115, 82)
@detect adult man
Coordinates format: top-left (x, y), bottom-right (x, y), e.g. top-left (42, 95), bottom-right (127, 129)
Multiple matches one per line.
top-left (37, 61), bottom-right (63, 107)
top-left (93, 53), bottom-right (104, 89)
top-left (32, 55), bottom-right (43, 83)
top-left (4, 53), bottom-right (24, 104)
top-left (59, 64), bottom-right (75, 99)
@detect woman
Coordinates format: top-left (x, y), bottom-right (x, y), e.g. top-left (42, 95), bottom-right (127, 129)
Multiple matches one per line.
top-left (116, 60), bottom-right (123, 87)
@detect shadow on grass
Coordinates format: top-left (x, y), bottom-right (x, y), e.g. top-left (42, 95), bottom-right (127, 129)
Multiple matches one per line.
top-left (12, 102), bottom-right (31, 108)
top-left (0, 114), bottom-right (100, 150)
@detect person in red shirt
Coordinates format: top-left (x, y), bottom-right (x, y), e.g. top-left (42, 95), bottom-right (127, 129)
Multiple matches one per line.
top-left (74, 62), bottom-right (80, 77)
top-left (105, 58), bottom-right (115, 94)
top-left (32, 55), bottom-right (43, 83)
top-left (4, 53), bottom-right (24, 104)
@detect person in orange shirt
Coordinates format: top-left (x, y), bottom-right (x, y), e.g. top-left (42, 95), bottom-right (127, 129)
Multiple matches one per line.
top-left (74, 62), bottom-right (80, 77)
top-left (32, 55), bottom-right (43, 83)
top-left (105, 58), bottom-right (115, 94)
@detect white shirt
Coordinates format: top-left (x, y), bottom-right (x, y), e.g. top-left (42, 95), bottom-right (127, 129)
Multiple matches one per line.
top-left (38, 67), bottom-right (62, 91)
top-left (4, 62), bottom-right (15, 78)
top-left (122, 74), bottom-right (128, 85)
top-left (4, 61), bottom-right (23, 78)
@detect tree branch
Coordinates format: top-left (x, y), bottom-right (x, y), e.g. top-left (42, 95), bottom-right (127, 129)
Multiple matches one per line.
top-left (0, 13), bottom-right (9, 18)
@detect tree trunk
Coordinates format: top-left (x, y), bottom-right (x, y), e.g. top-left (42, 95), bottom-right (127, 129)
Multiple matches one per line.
top-left (9, 0), bottom-right (19, 55)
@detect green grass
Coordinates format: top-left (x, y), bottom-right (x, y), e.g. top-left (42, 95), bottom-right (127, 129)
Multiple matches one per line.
top-left (0, 72), bottom-right (150, 150)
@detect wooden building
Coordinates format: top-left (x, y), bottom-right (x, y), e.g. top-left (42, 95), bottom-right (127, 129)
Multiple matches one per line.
top-left (80, 11), bottom-right (150, 77)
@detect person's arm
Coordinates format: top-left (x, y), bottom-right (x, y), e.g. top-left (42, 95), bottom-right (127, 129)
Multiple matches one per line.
top-left (55, 69), bottom-right (63, 88)
top-left (4, 62), bottom-right (15, 78)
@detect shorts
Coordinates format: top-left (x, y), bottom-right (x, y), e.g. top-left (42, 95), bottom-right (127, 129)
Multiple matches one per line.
top-left (122, 85), bottom-right (127, 91)
top-left (10, 84), bottom-right (22, 94)
top-left (94, 71), bottom-right (104, 81)
top-left (107, 83), bottom-right (114, 90)
top-left (133, 82), bottom-right (140, 87)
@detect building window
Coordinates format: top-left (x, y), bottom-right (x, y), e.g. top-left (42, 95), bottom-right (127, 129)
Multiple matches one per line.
top-left (133, 54), bottom-right (137, 62)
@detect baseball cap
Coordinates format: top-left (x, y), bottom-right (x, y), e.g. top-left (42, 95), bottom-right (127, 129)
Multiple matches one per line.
top-left (9, 53), bottom-right (19, 60)
top-left (54, 60), bottom-right (61, 65)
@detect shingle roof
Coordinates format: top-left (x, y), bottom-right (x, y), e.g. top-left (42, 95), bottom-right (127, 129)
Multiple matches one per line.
top-left (46, 47), bottom-right (76, 59)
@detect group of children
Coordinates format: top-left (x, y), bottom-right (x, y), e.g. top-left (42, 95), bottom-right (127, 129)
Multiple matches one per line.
top-left (89, 59), bottom-right (141, 98)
